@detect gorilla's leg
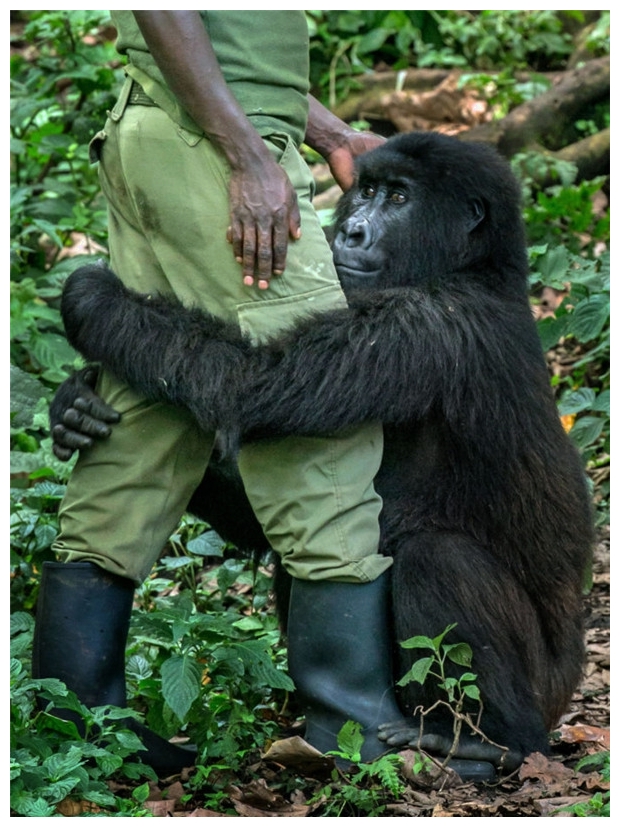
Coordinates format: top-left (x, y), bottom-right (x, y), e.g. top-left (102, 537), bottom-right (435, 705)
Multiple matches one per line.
top-left (383, 531), bottom-right (550, 770)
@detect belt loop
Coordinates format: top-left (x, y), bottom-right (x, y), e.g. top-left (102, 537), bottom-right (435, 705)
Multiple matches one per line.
top-left (108, 75), bottom-right (133, 122)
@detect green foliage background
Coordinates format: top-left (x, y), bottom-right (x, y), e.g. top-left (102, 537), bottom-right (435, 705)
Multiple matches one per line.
top-left (10, 10), bottom-right (609, 817)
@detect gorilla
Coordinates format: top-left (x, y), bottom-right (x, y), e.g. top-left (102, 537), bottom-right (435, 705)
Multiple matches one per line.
top-left (54, 131), bottom-right (593, 776)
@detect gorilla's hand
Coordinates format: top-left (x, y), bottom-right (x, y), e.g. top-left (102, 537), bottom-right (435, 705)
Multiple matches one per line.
top-left (50, 366), bottom-right (121, 461)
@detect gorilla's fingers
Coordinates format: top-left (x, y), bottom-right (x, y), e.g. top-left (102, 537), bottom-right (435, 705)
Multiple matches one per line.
top-left (73, 394), bottom-right (121, 425)
top-left (52, 437), bottom-right (78, 461)
top-left (63, 406), bottom-right (115, 438)
top-left (51, 423), bottom-right (95, 460)
top-left (377, 720), bottom-right (420, 746)
top-left (379, 721), bottom-right (520, 770)
top-left (81, 365), bottom-right (100, 386)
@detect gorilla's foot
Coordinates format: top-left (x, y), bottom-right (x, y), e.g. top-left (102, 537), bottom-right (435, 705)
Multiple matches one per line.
top-left (378, 719), bottom-right (522, 781)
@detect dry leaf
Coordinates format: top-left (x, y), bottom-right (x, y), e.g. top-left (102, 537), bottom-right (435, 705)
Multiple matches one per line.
top-left (262, 735), bottom-right (335, 774)
top-left (519, 752), bottom-right (574, 784)
top-left (558, 723), bottom-right (610, 748)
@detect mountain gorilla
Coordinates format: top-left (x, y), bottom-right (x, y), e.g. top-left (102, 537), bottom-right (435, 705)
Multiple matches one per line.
top-left (55, 131), bottom-right (593, 775)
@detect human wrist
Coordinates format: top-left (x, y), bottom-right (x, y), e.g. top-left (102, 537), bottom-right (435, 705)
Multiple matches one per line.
top-left (305, 94), bottom-right (355, 159)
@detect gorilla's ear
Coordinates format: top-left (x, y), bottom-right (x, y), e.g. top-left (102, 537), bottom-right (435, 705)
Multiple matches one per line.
top-left (466, 198), bottom-right (485, 232)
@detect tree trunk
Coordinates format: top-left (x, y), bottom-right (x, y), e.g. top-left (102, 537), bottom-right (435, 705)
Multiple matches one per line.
top-left (460, 56), bottom-right (610, 157)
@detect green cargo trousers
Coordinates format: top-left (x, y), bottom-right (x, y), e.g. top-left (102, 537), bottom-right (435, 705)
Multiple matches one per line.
top-left (53, 82), bottom-right (391, 585)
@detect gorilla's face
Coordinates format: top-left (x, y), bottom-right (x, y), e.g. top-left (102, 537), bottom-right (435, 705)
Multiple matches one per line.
top-left (331, 147), bottom-right (486, 294)
top-left (331, 175), bottom-right (417, 291)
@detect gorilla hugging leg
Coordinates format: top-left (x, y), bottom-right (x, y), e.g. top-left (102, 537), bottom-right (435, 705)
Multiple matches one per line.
top-left (57, 131), bottom-right (593, 775)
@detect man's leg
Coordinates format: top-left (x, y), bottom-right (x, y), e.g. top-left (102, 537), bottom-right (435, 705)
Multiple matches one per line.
top-left (234, 136), bottom-right (403, 760)
top-left (39, 94), bottom-right (221, 776)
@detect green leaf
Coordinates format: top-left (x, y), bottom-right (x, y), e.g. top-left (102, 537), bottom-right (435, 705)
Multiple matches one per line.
top-left (566, 294), bottom-right (609, 342)
top-left (96, 753), bottom-right (125, 776)
top-left (132, 782), bottom-right (151, 804)
top-left (235, 640), bottom-right (295, 691)
top-left (187, 530), bottom-right (225, 557)
top-left (537, 314), bottom-right (569, 351)
top-left (568, 416), bottom-right (604, 450)
top-left (11, 794), bottom-right (56, 818)
top-left (357, 27), bottom-right (390, 54)
top-left (160, 655), bottom-right (202, 721)
top-left (444, 642), bottom-right (473, 667)
top-left (114, 728), bottom-right (148, 753)
top-left (535, 245), bottom-right (570, 288)
top-left (336, 720), bottom-right (364, 762)
top-left (591, 389), bottom-right (610, 415)
top-left (557, 387), bottom-right (596, 415)
top-left (10, 364), bottom-right (48, 427)
top-left (233, 616), bottom-right (266, 632)
top-left (459, 672), bottom-right (478, 682)
top-left (46, 777), bottom-right (82, 803)
top-left (397, 655), bottom-right (434, 687)
top-left (44, 749), bottom-right (83, 779)
top-left (463, 684), bottom-right (481, 701)
top-left (399, 634), bottom-right (436, 651)
top-left (31, 332), bottom-right (80, 375)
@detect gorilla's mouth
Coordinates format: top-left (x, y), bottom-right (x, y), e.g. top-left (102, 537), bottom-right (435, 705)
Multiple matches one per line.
top-left (334, 264), bottom-right (382, 288)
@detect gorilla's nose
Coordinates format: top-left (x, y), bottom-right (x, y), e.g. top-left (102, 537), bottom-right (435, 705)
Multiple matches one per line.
top-left (337, 216), bottom-right (373, 249)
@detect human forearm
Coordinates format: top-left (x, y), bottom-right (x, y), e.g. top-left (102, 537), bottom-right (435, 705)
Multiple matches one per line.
top-left (131, 11), bottom-right (301, 285)
top-left (305, 94), bottom-right (385, 191)
top-left (132, 11), bottom-right (267, 170)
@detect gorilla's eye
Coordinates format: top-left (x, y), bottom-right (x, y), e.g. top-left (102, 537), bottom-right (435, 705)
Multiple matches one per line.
top-left (360, 185), bottom-right (377, 199)
top-left (390, 191), bottom-right (407, 204)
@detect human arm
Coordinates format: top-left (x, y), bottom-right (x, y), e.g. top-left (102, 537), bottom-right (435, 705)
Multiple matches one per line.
top-left (305, 95), bottom-right (386, 191)
top-left (132, 10), bottom-right (301, 288)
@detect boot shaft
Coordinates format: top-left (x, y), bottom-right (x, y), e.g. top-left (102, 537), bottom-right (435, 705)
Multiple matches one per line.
top-left (32, 561), bottom-right (134, 707)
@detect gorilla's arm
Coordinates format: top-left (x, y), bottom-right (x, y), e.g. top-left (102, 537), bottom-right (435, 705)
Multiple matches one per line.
top-left (61, 264), bottom-right (546, 440)
top-left (61, 264), bottom-right (251, 434)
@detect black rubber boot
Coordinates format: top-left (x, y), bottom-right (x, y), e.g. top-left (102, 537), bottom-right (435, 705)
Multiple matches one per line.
top-left (286, 571), bottom-right (406, 764)
top-left (32, 561), bottom-right (195, 776)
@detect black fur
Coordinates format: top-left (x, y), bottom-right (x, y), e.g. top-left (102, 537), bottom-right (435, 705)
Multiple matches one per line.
top-left (59, 132), bottom-right (593, 765)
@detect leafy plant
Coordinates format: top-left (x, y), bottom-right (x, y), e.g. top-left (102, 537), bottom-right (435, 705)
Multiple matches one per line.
top-left (126, 572), bottom-right (293, 769)
top-left (529, 246), bottom-right (610, 522)
top-left (11, 613), bottom-right (155, 817)
top-left (397, 624), bottom-right (506, 767)
top-left (11, 11), bottom-right (120, 436)
top-left (427, 10), bottom-right (576, 72)
top-left (310, 720), bottom-right (406, 817)
top-left (557, 751), bottom-right (610, 817)
top-left (305, 10), bottom-right (601, 106)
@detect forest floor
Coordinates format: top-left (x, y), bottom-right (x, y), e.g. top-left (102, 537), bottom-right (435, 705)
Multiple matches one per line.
top-left (106, 527), bottom-right (609, 819)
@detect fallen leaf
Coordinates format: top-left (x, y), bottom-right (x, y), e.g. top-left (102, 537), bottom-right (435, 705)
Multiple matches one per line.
top-left (558, 723), bottom-right (610, 748)
top-left (145, 798), bottom-right (176, 816)
top-left (262, 735), bottom-right (335, 774)
top-left (519, 752), bottom-right (574, 784)
top-left (228, 779), bottom-right (311, 818)
top-left (399, 749), bottom-right (463, 790)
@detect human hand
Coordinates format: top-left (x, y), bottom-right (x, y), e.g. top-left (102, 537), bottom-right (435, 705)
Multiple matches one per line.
top-left (226, 159), bottom-right (301, 290)
top-left (325, 130), bottom-right (386, 192)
